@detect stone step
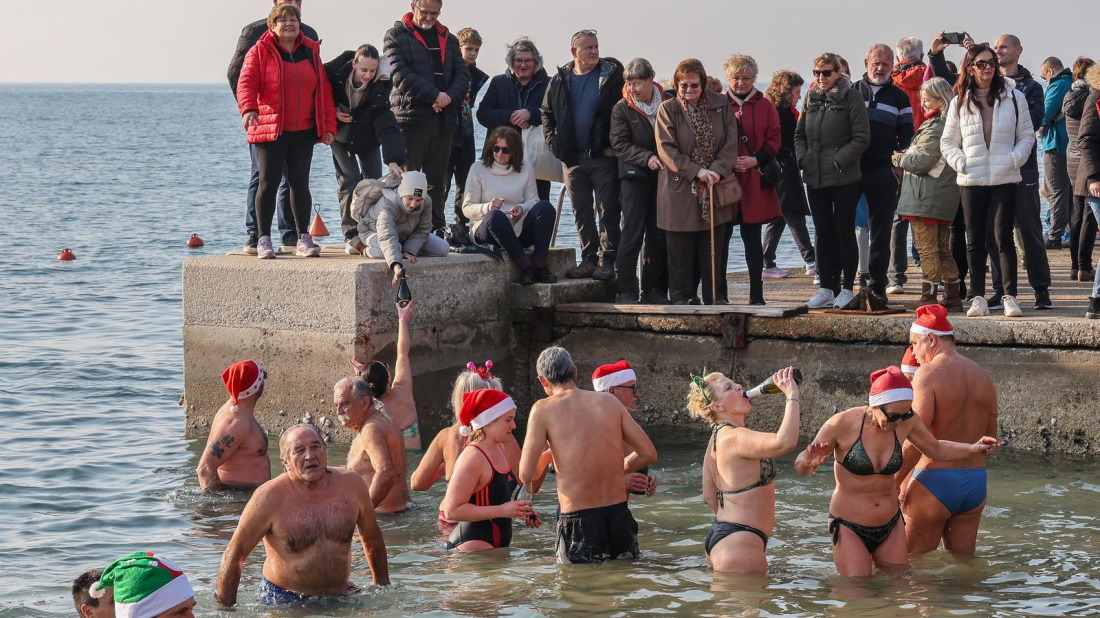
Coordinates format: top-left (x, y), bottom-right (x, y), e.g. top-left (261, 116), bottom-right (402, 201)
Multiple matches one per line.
top-left (511, 277), bottom-right (615, 311)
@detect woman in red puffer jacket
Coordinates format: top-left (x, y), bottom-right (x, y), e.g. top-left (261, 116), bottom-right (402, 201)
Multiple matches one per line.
top-left (237, 4), bottom-right (336, 259)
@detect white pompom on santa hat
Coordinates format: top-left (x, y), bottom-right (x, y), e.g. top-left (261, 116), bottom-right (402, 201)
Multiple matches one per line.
top-left (910, 304), bottom-right (954, 337)
top-left (222, 359), bottom-right (264, 412)
top-left (459, 389), bottom-right (515, 437)
top-left (868, 366), bottom-right (914, 407)
top-left (591, 360), bottom-right (636, 392)
top-left (900, 345), bottom-right (920, 376)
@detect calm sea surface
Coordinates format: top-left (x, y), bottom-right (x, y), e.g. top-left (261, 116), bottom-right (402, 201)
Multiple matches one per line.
top-left (0, 85), bottom-right (1093, 617)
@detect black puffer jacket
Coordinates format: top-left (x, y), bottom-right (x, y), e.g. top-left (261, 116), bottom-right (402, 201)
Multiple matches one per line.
top-left (541, 58), bottom-right (625, 166)
top-left (324, 51), bottom-right (405, 165)
top-left (227, 19), bottom-right (319, 96)
top-left (383, 15), bottom-right (470, 126)
top-left (1074, 66), bottom-right (1100, 197)
top-left (794, 74), bottom-right (871, 188)
top-left (1008, 66), bottom-right (1045, 172)
top-left (1064, 78), bottom-right (1093, 195)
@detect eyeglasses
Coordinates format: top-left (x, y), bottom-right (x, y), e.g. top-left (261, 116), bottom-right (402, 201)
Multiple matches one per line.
top-left (678, 82), bottom-right (701, 91)
top-left (513, 58), bottom-right (535, 65)
top-left (972, 59), bottom-right (997, 70)
top-left (812, 69), bottom-right (835, 78)
top-left (880, 408), bottom-right (916, 423)
top-left (612, 385), bottom-right (640, 395)
top-left (492, 146), bottom-right (511, 154)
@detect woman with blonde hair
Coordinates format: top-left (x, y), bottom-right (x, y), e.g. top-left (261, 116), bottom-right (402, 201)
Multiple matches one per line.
top-left (689, 367), bottom-right (801, 572)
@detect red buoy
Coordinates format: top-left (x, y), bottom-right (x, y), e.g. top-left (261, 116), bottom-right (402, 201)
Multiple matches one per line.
top-left (186, 234), bottom-right (204, 248)
top-left (58, 248), bottom-right (76, 261)
top-left (309, 212), bottom-right (330, 237)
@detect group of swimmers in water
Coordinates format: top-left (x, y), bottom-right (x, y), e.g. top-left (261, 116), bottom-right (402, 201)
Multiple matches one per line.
top-left (71, 302), bottom-right (1000, 614)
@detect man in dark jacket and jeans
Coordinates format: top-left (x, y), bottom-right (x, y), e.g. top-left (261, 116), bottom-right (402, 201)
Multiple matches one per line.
top-left (227, 0), bottom-right (319, 253)
top-left (446, 28), bottom-right (489, 225)
top-left (854, 44), bottom-right (914, 302)
top-left (384, 0), bottom-right (471, 231)
top-left (542, 30), bottom-right (624, 280)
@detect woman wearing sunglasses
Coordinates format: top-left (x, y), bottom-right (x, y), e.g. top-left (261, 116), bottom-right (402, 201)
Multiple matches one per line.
top-left (794, 366), bottom-right (999, 576)
top-left (463, 126), bottom-right (559, 284)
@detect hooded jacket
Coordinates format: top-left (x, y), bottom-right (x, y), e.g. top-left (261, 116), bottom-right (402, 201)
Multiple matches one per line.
top-left (541, 58), bottom-right (625, 166)
top-left (892, 58), bottom-right (928, 129)
top-left (1073, 65), bottom-right (1100, 197)
top-left (477, 68), bottom-right (551, 131)
top-left (794, 74), bottom-right (871, 188)
top-left (728, 89), bottom-right (782, 224)
top-left (940, 82), bottom-right (1035, 186)
top-left (853, 75), bottom-right (915, 166)
top-left (227, 19), bottom-right (318, 97)
top-left (383, 14), bottom-right (470, 125)
top-left (1040, 67), bottom-right (1073, 155)
top-left (893, 111), bottom-right (960, 222)
top-left (610, 84), bottom-right (667, 170)
top-left (324, 51), bottom-right (405, 164)
top-left (351, 177), bottom-right (434, 268)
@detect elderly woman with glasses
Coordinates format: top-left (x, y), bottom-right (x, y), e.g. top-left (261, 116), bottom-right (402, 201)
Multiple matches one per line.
top-left (656, 58), bottom-right (742, 305)
top-left (795, 365), bottom-right (998, 577)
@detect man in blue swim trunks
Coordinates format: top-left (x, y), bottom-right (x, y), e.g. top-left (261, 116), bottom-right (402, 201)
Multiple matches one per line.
top-left (897, 305), bottom-right (999, 554)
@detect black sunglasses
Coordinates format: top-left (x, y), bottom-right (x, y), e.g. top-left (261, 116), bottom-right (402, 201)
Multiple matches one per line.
top-left (612, 384), bottom-right (639, 395)
top-left (972, 59), bottom-right (997, 70)
top-left (812, 69), bottom-right (836, 78)
top-left (492, 146), bottom-right (511, 154)
top-left (880, 408), bottom-right (916, 423)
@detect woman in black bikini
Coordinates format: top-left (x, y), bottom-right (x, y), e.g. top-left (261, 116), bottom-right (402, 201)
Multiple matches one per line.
top-left (794, 366), bottom-right (999, 576)
top-left (688, 367), bottom-right (801, 573)
top-left (441, 388), bottom-right (542, 551)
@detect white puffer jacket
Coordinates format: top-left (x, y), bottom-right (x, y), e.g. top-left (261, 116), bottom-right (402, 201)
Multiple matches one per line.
top-left (940, 83), bottom-right (1035, 187)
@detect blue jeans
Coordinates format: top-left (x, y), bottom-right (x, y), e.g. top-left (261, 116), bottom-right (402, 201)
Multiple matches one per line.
top-left (1090, 198), bottom-right (1100, 297)
top-left (246, 143), bottom-right (296, 245)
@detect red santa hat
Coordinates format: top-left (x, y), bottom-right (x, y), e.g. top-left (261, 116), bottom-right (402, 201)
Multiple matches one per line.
top-left (910, 304), bottom-right (954, 337)
top-left (222, 360), bottom-right (263, 412)
top-left (901, 345), bottom-right (920, 375)
top-left (458, 389), bottom-right (515, 437)
top-left (591, 360), bottom-right (637, 392)
top-left (868, 366), bottom-right (914, 407)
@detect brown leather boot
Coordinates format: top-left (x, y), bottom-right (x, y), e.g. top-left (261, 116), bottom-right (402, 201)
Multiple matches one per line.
top-left (940, 279), bottom-right (964, 313)
top-left (905, 281), bottom-right (939, 310)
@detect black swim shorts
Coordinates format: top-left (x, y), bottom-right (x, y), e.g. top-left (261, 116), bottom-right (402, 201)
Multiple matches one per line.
top-left (555, 501), bottom-right (639, 564)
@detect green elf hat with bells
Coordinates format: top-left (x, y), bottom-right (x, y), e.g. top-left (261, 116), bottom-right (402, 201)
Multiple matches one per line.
top-left (90, 552), bottom-right (194, 618)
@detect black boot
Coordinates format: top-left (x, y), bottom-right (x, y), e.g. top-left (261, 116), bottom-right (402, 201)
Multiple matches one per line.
top-left (749, 280), bottom-right (765, 305)
top-left (534, 266), bottom-right (558, 284)
top-left (1087, 297), bottom-right (1100, 319)
top-left (516, 266), bottom-right (535, 285)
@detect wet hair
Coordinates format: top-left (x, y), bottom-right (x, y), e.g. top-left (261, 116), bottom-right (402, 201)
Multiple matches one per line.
top-left (506, 38), bottom-right (544, 73)
top-left (267, 4), bottom-right (300, 31)
top-left (457, 27), bottom-right (481, 47)
top-left (956, 44), bottom-right (1007, 113)
top-left (920, 77), bottom-right (955, 107)
top-left (278, 423), bottom-right (326, 461)
top-left (896, 37), bottom-right (923, 61)
top-left (335, 376), bottom-right (374, 403)
top-left (624, 57), bottom-right (655, 82)
top-left (481, 126), bottom-right (524, 172)
top-left (686, 372), bottom-right (723, 424)
top-left (537, 346), bottom-right (575, 385)
top-left (1073, 57), bottom-right (1096, 81)
top-left (363, 361), bottom-right (390, 398)
top-left (672, 58), bottom-right (707, 93)
top-left (723, 54), bottom-right (759, 80)
top-left (450, 371), bottom-right (503, 422)
top-left (354, 44), bottom-right (380, 62)
top-left (467, 428), bottom-right (487, 443)
top-left (764, 70), bottom-right (805, 109)
top-left (72, 569), bottom-right (103, 613)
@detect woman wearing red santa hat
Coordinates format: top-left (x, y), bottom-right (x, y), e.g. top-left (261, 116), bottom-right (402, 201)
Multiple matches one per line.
top-left (794, 366), bottom-right (999, 577)
top-left (440, 389), bottom-right (542, 551)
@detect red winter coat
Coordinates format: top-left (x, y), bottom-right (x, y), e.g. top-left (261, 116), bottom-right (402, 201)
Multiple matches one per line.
top-left (728, 90), bottom-right (782, 224)
top-left (893, 58), bottom-right (927, 130)
top-left (237, 30), bottom-right (336, 144)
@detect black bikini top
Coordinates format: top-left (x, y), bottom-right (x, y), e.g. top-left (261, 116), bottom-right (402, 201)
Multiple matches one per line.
top-left (839, 411), bottom-right (904, 476)
top-left (711, 422), bottom-right (777, 507)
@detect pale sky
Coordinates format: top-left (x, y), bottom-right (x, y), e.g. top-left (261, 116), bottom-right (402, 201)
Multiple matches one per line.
top-left (3, 0), bottom-right (1094, 84)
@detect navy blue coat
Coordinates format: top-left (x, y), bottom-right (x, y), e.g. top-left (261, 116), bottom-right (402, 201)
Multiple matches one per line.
top-left (477, 68), bottom-right (551, 131)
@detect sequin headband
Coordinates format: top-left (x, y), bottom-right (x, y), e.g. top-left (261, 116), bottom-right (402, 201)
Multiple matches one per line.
top-left (690, 373), bottom-right (710, 404)
top-left (467, 360), bottom-right (495, 381)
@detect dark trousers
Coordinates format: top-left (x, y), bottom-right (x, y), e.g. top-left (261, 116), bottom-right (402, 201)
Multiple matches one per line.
top-left (254, 129), bottom-right (316, 238)
top-left (536, 179), bottom-right (552, 201)
top-left (1043, 151), bottom-right (1072, 240)
top-left (616, 178), bottom-right (667, 295)
top-left (666, 224), bottom-right (728, 304)
top-left (562, 154), bottom-right (621, 264)
top-left (887, 212), bottom-right (910, 286)
top-left (1070, 194), bottom-right (1098, 271)
top-left (960, 184), bottom-right (1017, 298)
top-left (400, 114), bottom-right (453, 230)
top-left (447, 135), bottom-right (477, 224)
top-left (332, 143), bottom-right (382, 241)
top-left (764, 165), bottom-right (816, 266)
top-left (861, 166), bottom-right (901, 296)
top-left (474, 201), bottom-right (556, 267)
top-left (807, 182), bottom-right (861, 292)
top-left (246, 143), bottom-right (295, 245)
top-left (950, 205), bottom-right (968, 284)
top-left (990, 169), bottom-right (1051, 294)
top-left (726, 222), bottom-right (764, 302)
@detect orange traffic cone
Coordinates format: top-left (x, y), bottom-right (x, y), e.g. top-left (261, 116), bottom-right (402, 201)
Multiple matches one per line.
top-left (310, 211), bottom-right (330, 237)
top-left (186, 233), bottom-right (204, 248)
top-left (58, 248), bottom-right (76, 261)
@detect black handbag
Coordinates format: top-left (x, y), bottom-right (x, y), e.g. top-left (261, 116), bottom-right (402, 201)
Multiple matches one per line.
top-left (620, 161), bottom-right (654, 181)
top-left (734, 113), bottom-right (782, 190)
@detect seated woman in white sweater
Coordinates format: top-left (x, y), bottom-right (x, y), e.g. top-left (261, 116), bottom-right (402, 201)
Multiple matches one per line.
top-left (462, 127), bottom-right (558, 284)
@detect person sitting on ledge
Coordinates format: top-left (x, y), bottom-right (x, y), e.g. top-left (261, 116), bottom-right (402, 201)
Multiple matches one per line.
top-left (197, 360), bottom-right (271, 491)
top-left (335, 377), bottom-right (411, 514)
top-left (463, 126), bottom-right (558, 285)
top-left (350, 170), bottom-right (450, 285)
top-left (351, 300), bottom-right (421, 450)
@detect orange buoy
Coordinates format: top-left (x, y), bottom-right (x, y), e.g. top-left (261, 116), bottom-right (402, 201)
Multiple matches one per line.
top-left (186, 233), bottom-right (204, 248)
top-left (309, 212), bottom-right (330, 237)
top-left (57, 248), bottom-right (76, 261)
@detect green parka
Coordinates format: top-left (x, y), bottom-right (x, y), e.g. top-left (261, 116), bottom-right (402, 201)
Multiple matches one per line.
top-left (794, 74), bottom-right (870, 188)
top-left (892, 111), bottom-right (960, 222)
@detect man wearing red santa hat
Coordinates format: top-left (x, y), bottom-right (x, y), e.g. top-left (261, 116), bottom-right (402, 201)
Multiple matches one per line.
top-left (897, 304), bottom-right (1000, 554)
top-left (592, 360), bottom-right (658, 498)
top-left (197, 359), bottom-right (271, 490)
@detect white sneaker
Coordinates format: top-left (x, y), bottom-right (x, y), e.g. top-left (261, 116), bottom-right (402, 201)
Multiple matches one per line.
top-left (886, 283), bottom-right (905, 295)
top-left (257, 235), bottom-right (276, 260)
top-left (966, 296), bottom-right (989, 317)
top-left (813, 274), bottom-right (821, 285)
top-left (1003, 295), bottom-right (1022, 317)
top-left (296, 233), bottom-right (321, 257)
top-left (344, 239), bottom-right (364, 255)
top-left (804, 262), bottom-right (817, 277)
top-left (834, 288), bottom-right (856, 309)
top-left (806, 288), bottom-right (836, 309)
top-left (762, 266), bottom-right (790, 279)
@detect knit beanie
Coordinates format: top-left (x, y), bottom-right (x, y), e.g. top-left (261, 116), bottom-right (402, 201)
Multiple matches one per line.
top-left (90, 552), bottom-right (194, 618)
top-left (398, 171), bottom-right (428, 198)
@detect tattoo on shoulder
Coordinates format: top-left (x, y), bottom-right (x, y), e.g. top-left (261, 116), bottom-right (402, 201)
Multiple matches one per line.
top-left (209, 434), bottom-right (235, 459)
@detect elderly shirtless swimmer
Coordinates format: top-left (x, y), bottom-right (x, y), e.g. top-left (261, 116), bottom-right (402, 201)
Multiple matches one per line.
top-left (336, 377), bottom-right (411, 513)
top-left (197, 360), bottom-right (271, 490)
top-left (215, 424), bottom-right (389, 606)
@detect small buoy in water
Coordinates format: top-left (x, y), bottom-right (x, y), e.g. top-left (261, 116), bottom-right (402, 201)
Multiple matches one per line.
top-left (57, 248), bottom-right (76, 261)
top-left (309, 212), bottom-right (330, 237)
top-left (186, 233), bottom-right (204, 248)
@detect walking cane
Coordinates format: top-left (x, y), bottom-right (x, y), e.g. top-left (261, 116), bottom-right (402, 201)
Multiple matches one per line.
top-left (709, 183), bottom-right (716, 305)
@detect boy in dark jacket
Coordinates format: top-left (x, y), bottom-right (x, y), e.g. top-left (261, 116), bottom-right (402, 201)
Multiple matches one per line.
top-left (446, 28), bottom-right (489, 224)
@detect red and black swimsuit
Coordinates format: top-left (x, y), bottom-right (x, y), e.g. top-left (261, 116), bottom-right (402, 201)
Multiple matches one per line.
top-left (445, 443), bottom-right (517, 549)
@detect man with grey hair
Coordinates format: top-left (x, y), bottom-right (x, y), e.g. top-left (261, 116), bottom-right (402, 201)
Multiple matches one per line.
top-left (1040, 56), bottom-right (1074, 248)
top-left (335, 377), bottom-right (409, 513)
top-left (215, 424), bottom-right (389, 606)
top-left (519, 346), bottom-right (657, 563)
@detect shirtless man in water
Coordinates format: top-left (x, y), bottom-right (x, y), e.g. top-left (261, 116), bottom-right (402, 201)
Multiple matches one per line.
top-left (593, 359), bottom-right (659, 497)
top-left (896, 305), bottom-right (999, 554)
top-left (197, 360), bottom-right (270, 490)
top-left (336, 377), bottom-right (410, 513)
top-left (519, 346), bottom-right (658, 564)
top-left (215, 424), bottom-right (389, 606)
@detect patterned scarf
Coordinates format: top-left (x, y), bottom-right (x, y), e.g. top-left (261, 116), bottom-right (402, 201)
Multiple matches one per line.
top-left (681, 96), bottom-right (716, 221)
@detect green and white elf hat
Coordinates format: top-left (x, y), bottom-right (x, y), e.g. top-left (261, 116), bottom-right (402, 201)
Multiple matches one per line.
top-left (90, 552), bottom-right (194, 618)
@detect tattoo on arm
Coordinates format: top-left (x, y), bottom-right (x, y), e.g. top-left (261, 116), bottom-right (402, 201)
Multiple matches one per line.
top-left (210, 434), bottom-right (235, 459)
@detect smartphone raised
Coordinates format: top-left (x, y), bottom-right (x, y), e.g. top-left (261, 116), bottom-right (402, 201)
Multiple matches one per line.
top-left (942, 32), bottom-right (967, 45)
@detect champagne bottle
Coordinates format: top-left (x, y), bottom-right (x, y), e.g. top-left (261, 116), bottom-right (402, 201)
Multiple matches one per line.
top-left (397, 272), bottom-right (412, 308)
top-left (745, 368), bottom-right (803, 398)
top-left (629, 466), bottom-right (649, 496)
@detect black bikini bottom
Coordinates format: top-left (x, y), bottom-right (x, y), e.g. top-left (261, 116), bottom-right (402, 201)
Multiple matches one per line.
top-left (705, 520), bottom-right (769, 555)
top-left (829, 509), bottom-right (903, 554)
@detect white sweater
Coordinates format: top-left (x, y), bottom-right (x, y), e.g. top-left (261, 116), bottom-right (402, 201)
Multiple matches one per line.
top-left (940, 84), bottom-right (1035, 187)
top-left (462, 162), bottom-right (539, 235)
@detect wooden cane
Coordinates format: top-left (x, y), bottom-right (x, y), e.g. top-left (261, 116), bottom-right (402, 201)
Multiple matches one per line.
top-left (709, 183), bottom-right (716, 305)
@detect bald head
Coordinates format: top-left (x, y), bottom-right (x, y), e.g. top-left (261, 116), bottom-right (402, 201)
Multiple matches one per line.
top-left (994, 35), bottom-right (1023, 69)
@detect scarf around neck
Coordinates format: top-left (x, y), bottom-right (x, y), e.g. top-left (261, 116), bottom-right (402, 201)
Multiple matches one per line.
top-left (630, 85), bottom-right (662, 124)
top-left (681, 95), bottom-right (717, 221)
